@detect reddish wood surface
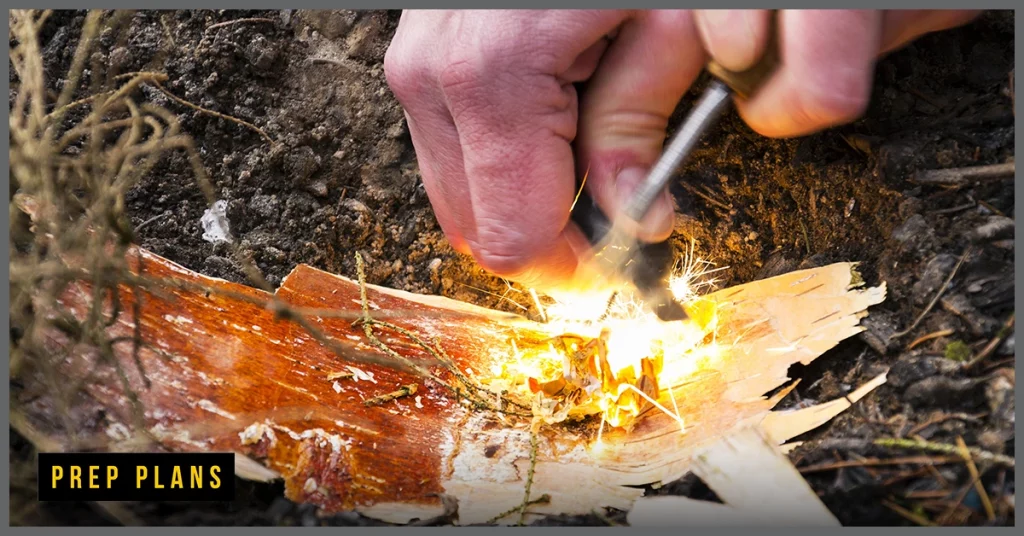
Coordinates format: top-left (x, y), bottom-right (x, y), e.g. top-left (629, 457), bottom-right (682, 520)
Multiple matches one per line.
top-left (18, 248), bottom-right (547, 515)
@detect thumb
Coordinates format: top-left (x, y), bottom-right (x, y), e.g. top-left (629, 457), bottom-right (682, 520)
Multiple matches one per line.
top-left (575, 10), bottom-right (706, 242)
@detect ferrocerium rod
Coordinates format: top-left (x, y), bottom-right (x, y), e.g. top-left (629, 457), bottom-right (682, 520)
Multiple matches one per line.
top-left (622, 80), bottom-right (733, 224)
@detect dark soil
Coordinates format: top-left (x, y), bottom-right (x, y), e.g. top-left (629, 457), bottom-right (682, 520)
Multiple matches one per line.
top-left (10, 9), bottom-right (1015, 527)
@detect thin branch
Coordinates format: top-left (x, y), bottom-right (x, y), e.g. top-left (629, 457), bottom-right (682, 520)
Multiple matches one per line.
top-left (874, 437), bottom-right (1015, 468)
top-left (911, 162), bottom-right (1015, 187)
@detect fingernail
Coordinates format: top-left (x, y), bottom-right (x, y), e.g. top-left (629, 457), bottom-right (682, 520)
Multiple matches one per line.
top-left (615, 166), bottom-right (674, 242)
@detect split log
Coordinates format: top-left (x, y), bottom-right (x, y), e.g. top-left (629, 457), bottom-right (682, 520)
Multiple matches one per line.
top-left (12, 231), bottom-right (887, 525)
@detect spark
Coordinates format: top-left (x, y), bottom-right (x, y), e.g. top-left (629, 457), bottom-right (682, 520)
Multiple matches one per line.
top-left (529, 288), bottom-right (547, 323)
top-left (499, 239), bottom-right (727, 436)
top-left (617, 383), bottom-right (686, 435)
top-left (569, 167), bottom-right (590, 213)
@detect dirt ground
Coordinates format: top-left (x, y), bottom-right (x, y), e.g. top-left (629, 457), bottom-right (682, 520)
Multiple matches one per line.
top-left (9, 9), bottom-right (1016, 526)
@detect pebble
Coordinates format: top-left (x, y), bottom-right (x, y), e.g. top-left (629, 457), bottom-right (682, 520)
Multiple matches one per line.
top-left (307, 180), bottom-right (328, 198)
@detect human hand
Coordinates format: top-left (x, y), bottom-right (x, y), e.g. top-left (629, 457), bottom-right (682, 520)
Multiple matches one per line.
top-left (384, 10), bottom-right (980, 291)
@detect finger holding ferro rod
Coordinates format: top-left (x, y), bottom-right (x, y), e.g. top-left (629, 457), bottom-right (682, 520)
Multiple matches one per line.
top-left (623, 10), bottom-right (782, 225)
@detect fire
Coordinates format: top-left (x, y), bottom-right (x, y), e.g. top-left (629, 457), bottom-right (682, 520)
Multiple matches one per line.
top-left (494, 240), bottom-right (729, 435)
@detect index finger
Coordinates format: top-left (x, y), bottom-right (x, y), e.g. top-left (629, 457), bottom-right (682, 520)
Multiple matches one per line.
top-left (438, 11), bottom-right (632, 291)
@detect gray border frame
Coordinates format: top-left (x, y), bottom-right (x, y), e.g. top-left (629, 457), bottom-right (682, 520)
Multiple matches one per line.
top-left (4, 1), bottom-right (1019, 532)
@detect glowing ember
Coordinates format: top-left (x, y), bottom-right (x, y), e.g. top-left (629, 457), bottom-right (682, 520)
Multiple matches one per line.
top-left (495, 240), bottom-right (729, 433)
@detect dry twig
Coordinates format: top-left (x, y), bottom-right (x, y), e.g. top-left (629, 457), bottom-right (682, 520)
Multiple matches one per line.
top-left (882, 499), bottom-right (936, 526)
top-left (797, 455), bottom-right (962, 474)
top-left (908, 329), bottom-right (955, 350)
top-left (911, 162), bottom-right (1015, 187)
top-left (955, 436), bottom-right (995, 521)
top-left (206, 17), bottom-right (275, 32)
top-left (874, 438), bottom-right (1014, 468)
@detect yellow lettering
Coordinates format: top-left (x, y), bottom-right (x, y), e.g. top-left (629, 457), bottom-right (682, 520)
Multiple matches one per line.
top-left (153, 466), bottom-right (163, 489)
top-left (171, 466), bottom-right (183, 489)
top-left (107, 466), bottom-right (118, 488)
top-left (51, 466), bottom-right (63, 488)
top-left (89, 466), bottom-right (100, 489)
top-left (136, 466), bottom-right (148, 488)
top-left (210, 466), bottom-right (221, 489)
top-left (70, 466), bottom-right (82, 489)
top-left (191, 466), bottom-right (202, 489)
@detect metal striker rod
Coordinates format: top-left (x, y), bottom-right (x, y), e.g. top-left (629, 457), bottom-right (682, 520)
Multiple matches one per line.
top-left (623, 80), bottom-right (733, 223)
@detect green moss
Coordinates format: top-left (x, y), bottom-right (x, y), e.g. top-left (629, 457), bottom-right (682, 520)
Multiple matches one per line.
top-left (848, 263), bottom-right (865, 288)
top-left (944, 340), bottom-right (971, 362)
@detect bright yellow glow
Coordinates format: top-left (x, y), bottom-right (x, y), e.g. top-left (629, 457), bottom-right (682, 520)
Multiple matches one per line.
top-left (499, 239), bottom-right (729, 435)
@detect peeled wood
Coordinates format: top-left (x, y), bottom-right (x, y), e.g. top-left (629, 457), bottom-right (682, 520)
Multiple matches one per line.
top-left (629, 423), bottom-right (841, 527)
top-left (12, 237), bottom-right (887, 524)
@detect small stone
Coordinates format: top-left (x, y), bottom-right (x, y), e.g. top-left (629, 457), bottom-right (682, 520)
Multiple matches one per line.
top-left (279, 10), bottom-right (293, 27)
top-left (746, 231), bottom-right (759, 241)
top-left (307, 10), bottom-right (357, 40)
top-left (428, 258), bottom-right (442, 273)
top-left (307, 180), bottom-right (328, 197)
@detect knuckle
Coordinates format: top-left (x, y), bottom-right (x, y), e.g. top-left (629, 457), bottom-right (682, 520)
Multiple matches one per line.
top-left (437, 54), bottom-right (488, 97)
top-left (383, 45), bottom-right (424, 103)
top-left (799, 72), bottom-right (872, 127)
top-left (470, 223), bottom-right (550, 279)
top-left (651, 9), bottom-right (695, 32)
top-left (473, 245), bottom-right (532, 279)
